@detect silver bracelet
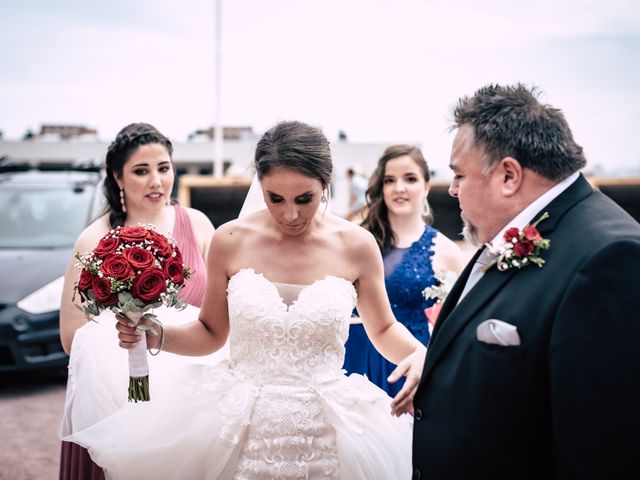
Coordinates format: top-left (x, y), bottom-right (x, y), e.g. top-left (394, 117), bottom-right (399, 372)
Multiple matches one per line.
top-left (148, 324), bottom-right (164, 356)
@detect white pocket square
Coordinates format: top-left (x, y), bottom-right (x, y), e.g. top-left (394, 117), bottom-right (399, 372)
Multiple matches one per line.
top-left (476, 319), bottom-right (521, 346)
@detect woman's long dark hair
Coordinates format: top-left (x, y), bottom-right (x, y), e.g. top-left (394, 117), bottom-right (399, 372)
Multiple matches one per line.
top-left (361, 144), bottom-right (431, 252)
top-left (102, 123), bottom-right (173, 227)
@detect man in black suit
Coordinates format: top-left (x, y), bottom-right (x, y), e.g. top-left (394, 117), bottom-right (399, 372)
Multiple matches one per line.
top-left (411, 84), bottom-right (640, 479)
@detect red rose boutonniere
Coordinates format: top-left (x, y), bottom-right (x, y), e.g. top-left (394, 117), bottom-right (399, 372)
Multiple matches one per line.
top-left (485, 212), bottom-right (551, 271)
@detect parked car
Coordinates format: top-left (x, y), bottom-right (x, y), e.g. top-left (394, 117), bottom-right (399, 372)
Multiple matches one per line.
top-left (0, 162), bottom-right (103, 372)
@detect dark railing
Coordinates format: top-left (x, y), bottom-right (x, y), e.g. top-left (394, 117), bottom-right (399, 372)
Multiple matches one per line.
top-left (178, 175), bottom-right (640, 234)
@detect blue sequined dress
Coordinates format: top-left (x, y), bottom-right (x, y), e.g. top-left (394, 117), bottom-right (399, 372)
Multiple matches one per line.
top-left (343, 225), bottom-right (438, 396)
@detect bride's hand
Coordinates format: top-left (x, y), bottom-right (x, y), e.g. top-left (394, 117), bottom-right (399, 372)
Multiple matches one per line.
top-left (114, 314), bottom-right (161, 350)
top-left (387, 346), bottom-right (427, 416)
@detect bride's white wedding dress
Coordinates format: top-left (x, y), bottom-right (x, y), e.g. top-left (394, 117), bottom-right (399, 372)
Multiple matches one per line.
top-left (67, 268), bottom-right (412, 479)
top-left (60, 304), bottom-right (229, 437)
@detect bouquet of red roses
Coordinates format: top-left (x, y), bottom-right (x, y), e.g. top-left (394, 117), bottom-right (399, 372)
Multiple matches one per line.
top-left (73, 224), bottom-right (191, 402)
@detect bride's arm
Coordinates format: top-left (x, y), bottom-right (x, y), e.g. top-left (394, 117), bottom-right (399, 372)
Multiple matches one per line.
top-left (351, 228), bottom-right (426, 415)
top-left (117, 225), bottom-right (232, 356)
top-left (352, 229), bottom-right (423, 361)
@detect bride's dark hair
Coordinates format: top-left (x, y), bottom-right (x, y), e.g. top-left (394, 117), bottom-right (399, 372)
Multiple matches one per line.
top-left (102, 123), bottom-right (174, 227)
top-left (254, 121), bottom-right (332, 188)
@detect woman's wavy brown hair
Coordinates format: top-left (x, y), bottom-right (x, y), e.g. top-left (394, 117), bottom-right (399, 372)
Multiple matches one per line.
top-left (361, 144), bottom-right (431, 252)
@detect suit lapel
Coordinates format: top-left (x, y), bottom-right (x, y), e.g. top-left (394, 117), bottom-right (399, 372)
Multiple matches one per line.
top-left (421, 263), bottom-right (518, 386)
top-left (420, 174), bottom-right (595, 387)
top-left (533, 174), bottom-right (593, 237)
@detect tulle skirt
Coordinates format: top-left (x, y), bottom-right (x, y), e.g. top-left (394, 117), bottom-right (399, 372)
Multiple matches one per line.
top-left (60, 304), bottom-right (229, 437)
top-left (66, 360), bottom-right (412, 479)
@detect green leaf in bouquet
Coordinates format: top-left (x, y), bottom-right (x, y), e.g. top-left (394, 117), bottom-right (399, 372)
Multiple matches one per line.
top-left (133, 298), bottom-right (146, 308)
top-left (118, 291), bottom-right (133, 304)
top-left (122, 300), bottom-right (143, 314)
top-left (141, 312), bottom-right (158, 323)
top-left (165, 294), bottom-right (177, 308)
top-left (183, 266), bottom-right (192, 280)
top-left (87, 289), bottom-right (96, 301)
top-left (144, 300), bottom-right (164, 311)
top-left (136, 313), bottom-right (161, 335)
top-left (81, 303), bottom-right (100, 318)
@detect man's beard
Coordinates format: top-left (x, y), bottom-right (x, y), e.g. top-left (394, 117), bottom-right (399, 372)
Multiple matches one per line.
top-left (461, 215), bottom-right (481, 246)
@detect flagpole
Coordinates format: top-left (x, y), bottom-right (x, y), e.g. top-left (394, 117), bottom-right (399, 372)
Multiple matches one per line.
top-left (213, 0), bottom-right (223, 178)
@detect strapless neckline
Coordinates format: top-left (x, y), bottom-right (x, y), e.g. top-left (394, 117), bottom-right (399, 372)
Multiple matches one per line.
top-left (271, 282), bottom-right (308, 307)
top-left (229, 268), bottom-right (356, 310)
top-left (230, 267), bottom-right (354, 288)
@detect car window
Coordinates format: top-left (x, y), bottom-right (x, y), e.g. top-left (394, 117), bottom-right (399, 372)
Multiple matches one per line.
top-left (0, 184), bottom-right (96, 248)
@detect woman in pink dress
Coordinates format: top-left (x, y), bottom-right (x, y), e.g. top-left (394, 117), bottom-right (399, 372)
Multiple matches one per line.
top-left (57, 123), bottom-right (215, 480)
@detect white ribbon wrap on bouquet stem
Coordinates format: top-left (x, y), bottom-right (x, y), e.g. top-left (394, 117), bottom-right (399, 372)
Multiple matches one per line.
top-left (125, 311), bottom-right (149, 378)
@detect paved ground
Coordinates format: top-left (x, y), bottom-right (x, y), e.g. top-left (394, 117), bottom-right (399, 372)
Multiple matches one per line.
top-left (0, 370), bottom-right (67, 480)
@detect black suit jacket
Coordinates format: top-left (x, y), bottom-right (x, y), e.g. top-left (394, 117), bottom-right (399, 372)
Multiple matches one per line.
top-left (412, 175), bottom-right (640, 480)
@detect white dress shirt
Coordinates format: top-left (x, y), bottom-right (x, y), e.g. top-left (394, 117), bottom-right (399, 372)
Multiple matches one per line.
top-left (457, 172), bottom-right (580, 302)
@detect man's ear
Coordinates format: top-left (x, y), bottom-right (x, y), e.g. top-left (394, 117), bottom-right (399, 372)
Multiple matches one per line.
top-left (498, 157), bottom-right (523, 197)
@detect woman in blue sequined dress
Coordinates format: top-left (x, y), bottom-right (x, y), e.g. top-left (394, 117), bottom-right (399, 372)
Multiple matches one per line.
top-left (343, 145), bottom-right (464, 396)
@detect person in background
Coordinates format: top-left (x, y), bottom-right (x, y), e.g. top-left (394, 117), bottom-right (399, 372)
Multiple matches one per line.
top-left (345, 166), bottom-right (368, 222)
top-left (412, 83), bottom-right (640, 479)
top-left (343, 144), bottom-right (465, 396)
top-left (58, 123), bottom-right (215, 480)
top-left (66, 121), bottom-right (426, 479)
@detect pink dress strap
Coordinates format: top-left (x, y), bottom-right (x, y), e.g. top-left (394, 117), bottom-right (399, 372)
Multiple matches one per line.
top-left (172, 205), bottom-right (207, 307)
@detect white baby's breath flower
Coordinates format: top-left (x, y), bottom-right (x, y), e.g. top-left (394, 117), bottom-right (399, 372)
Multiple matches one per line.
top-left (423, 270), bottom-right (459, 303)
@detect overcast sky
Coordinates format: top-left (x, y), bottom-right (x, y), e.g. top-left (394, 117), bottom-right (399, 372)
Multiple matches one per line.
top-left (1, 0), bottom-right (638, 175)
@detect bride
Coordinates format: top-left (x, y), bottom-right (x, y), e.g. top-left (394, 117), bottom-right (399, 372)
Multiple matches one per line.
top-left (66, 120), bottom-right (426, 479)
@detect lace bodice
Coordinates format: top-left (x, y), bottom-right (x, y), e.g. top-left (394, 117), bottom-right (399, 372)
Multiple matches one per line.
top-left (227, 268), bottom-right (357, 386)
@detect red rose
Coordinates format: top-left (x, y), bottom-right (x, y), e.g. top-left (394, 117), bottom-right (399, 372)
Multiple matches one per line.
top-left (92, 276), bottom-right (118, 306)
top-left (77, 269), bottom-right (93, 293)
top-left (147, 230), bottom-right (173, 258)
top-left (131, 268), bottom-right (167, 303)
top-left (100, 254), bottom-right (135, 281)
top-left (122, 247), bottom-right (155, 270)
top-left (522, 225), bottom-right (542, 243)
top-left (513, 239), bottom-right (535, 257)
top-left (118, 226), bottom-right (150, 243)
top-left (503, 227), bottom-right (520, 243)
top-left (172, 248), bottom-right (183, 265)
top-left (164, 259), bottom-right (185, 285)
top-left (93, 235), bottom-right (121, 258)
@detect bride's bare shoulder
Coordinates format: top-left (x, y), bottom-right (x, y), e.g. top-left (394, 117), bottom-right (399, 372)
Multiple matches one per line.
top-left (324, 214), bottom-right (377, 251)
top-left (213, 211), bottom-right (269, 243)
